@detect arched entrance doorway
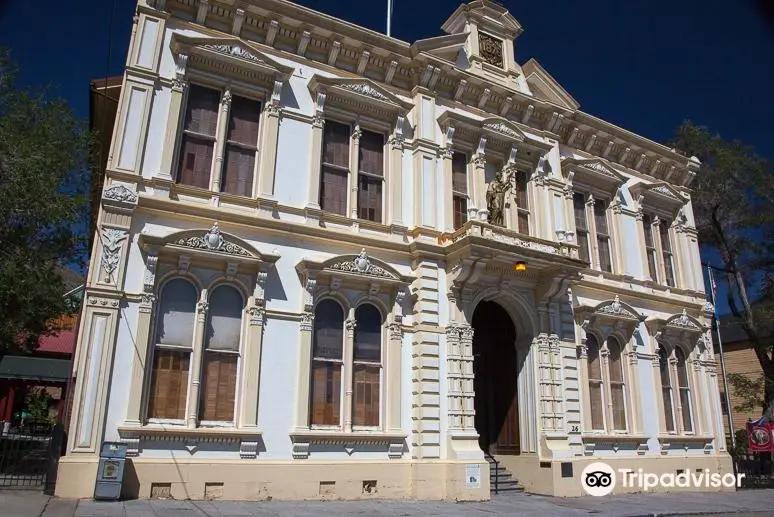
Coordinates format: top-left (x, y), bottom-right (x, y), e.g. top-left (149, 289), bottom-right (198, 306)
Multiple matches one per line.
top-left (472, 300), bottom-right (519, 454)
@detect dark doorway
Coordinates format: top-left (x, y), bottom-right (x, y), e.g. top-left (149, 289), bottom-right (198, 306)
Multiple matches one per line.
top-left (472, 300), bottom-right (519, 455)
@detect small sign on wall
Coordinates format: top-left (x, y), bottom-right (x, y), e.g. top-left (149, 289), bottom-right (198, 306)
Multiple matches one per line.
top-left (465, 463), bottom-right (481, 489)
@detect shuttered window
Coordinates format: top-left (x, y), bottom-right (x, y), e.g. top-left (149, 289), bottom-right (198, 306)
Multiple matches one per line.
top-left (594, 200), bottom-right (613, 273)
top-left (357, 130), bottom-right (384, 222)
top-left (310, 299), bottom-right (344, 426)
top-left (199, 286), bottom-right (243, 422)
top-left (586, 334), bottom-right (604, 430)
top-left (222, 95), bottom-right (260, 197)
top-left (178, 85), bottom-right (220, 189)
top-left (352, 304), bottom-right (382, 427)
top-left (643, 213), bottom-right (659, 282)
top-left (676, 347), bottom-right (693, 432)
top-left (148, 279), bottom-right (197, 420)
top-left (660, 221), bottom-right (676, 287)
top-left (514, 171), bottom-right (530, 235)
top-left (574, 193), bottom-right (591, 264)
top-left (452, 152), bottom-right (468, 230)
top-left (659, 345), bottom-right (676, 432)
top-left (320, 121), bottom-right (350, 216)
top-left (607, 337), bottom-right (627, 431)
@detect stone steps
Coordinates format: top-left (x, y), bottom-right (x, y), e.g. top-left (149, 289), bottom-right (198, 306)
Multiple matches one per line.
top-left (487, 457), bottom-right (524, 493)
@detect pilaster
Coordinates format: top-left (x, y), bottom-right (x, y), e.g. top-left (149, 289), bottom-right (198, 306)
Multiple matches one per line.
top-left (439, 127), bottom-right (454, 232)
top-left (187, 291), bottom-right (208, 428)
top-left (348, 124), bottom-right (362, 220)
top-left (209, 88), bottom-right (231, 193)
top-left (305, 91), bottom-right (326, 212)
top-left (386, 288), bottom-right (406, 432)
top-left (256, 80), bottom-right (283, 199)
top-left (343, 313), bottom-right (356, 432)
top-left (157, 53), bottom-right (188, 183)
top-left (238, 265), bottom-right (269, 429)
top-left (293, 277), bottom-right (316, 430)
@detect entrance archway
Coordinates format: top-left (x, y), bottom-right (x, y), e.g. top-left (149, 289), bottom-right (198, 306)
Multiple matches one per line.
top-left (472, 300), bottom-right (520, 454)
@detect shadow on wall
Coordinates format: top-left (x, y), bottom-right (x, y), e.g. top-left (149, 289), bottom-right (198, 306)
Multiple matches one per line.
top-left (121, 459), bottom-right (140, 500)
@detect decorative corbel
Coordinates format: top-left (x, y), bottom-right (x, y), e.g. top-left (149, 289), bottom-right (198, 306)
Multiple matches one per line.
top-left (499, 96), bottom-right (513, 117)
top-left (330, 276), bottom-right (341, 293)
top-left (385, 60), bottom-right (398, 85)
top-left (196, 0), bottom-right (209, 25)
top-left (173, 52), bottom-right (189, 92)
top-left (567, 127), bottom-right (579, 146)
top-left (232, 8), bottom-right (245, 36)
top-left (619, 147), bottom-right (631, 165)
top-left (477, 88), bottom-right (491, 109)
top-left (545, 112), bottom-right (558, 131)
top-left (428, 67), bottom-right (441, 91)
top-left (328, 41), bottom-right (341, 66)
top-left (419, 65), bottom-right (434, 88)
top-left (585, 134), bottom-right (597, 152)
top-left (602, 140), bottom-right (614, 158)
top-left (265, 79), bottom-right (283, 117)
top-left (303, 277), bottom-right (317, 313)
top-left (635, 154), bottom-right (646, 170)
top-left (665, 165), bottom-right (676, 182)
top-left (521, 104), bottom-right (534, 124)
top-left (312, 90), bottom-right (327, 128)
top-left (177, 254), bottom-right (191, 273)
top-left (298, 30), bottom-right (311, 57)
top-left (649, 159), bottom-right (662, 176)
top-left (440, 124), bottom-right (455, 158)
top-left (225, 261), bottom-right (239, 278)
top-left (266, 20), bottom-right (280, 47)
top-left (368, 282), bottom-right (380, 297)
top-left (454, 79), bottom-right (467, 101)
top-left (357, 49), bottom-right (371, 75)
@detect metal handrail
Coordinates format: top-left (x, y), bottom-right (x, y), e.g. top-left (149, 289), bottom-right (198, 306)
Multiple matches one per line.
top-left (485, 451), bottom-right (499, 494)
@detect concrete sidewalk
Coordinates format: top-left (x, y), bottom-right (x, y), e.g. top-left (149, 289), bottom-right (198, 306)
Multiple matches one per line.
top-left (3, 490), bottom-right (774, 517)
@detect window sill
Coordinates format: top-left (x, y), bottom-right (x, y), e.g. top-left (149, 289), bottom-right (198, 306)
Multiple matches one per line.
top-left (657, 433), bottom-right (714, 442)
top-left (581, 433), bottom-right (650, 442)
top-left (117, 423), bottom-right (262, 441)
top-left (289, 429), bottom-right (406, 460)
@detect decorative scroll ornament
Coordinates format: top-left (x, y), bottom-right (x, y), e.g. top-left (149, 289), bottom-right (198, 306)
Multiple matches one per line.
top-left (667, 309), bottom-right (701, 331)
top-left (652, 185), bottom-right (680, 200)
top-left (300, 312), bottom-right (314, 332)
top-left (478, 32), bottom-right (503, 67)
top-left (329, 249), bottom-right (394, 279)
top-left (247, 306), bottom-right (265, 326)
top-left (203, 44), bottom-right (262, 63)
top-left (597, 295), bottom-right (639, 319)
top-left (177, 223), bottom-right (250, 257)
top-left (703, 301), bottom-right (715, 314)
top-left (339, 83), bottom-right (391, 102)
top-left (581, 161), bottom-right (617, 178)
top-left (103, 185), bottom-right (138, 203)
top-left (100, 228), bottom-right (128, 281)
top-left (482, 122), bottom-right (522, 141)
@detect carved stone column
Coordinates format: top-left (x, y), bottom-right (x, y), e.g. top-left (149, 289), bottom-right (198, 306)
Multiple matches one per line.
top-left (388, 117), bottom-right (405, 227)
top-left (210, 88), bottom-right (232, 193)
top-left (458, 324), bottom-right (476, 431)
top-left (158, 53), bottom-right (188, 183)
top-left (125, 252), bottom-right (158, 426)
top-left (187, 292), bottom-right (209, 428)
top-left (349, 124), bottom-right (362, 221)
top-left (577, 326), bottom-right (592, 433)
top-left (257, 80), bottom-right (283, 199)
top-left (238, 266), bottom-right (269, 430)
top-left (439, 126), bottom-right (455, 232)
top-left (305, 91), bottom-right (326, 212)
top-left (343, 313), bottom-right (356, 432)
top-left (472, 139), bottom-right (487, 221)
top-left (635, 206), bottom-right (650, 281)
top-left (293, 277), bottom-right (316, 430)
top-left (387, 288), bottom-right (405, 432)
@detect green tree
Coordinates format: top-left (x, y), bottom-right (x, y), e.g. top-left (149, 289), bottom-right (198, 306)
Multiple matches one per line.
top-left (673, 121), bottom-right (774, 419)
top-left (0, 48), bottom-right (90, 356)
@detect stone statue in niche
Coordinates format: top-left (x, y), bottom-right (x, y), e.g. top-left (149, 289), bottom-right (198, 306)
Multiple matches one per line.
top-left (486, 170), bottom-right (512, 227)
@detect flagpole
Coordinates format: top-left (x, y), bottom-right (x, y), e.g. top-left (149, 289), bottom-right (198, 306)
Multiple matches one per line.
top-left (708, 264), bottom-right (736, 449)
top-left (386, 0), bottom-right (393, 37)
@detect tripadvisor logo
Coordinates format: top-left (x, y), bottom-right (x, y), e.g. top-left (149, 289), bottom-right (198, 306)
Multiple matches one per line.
top-left (581, 461), bottom-right (745, 496)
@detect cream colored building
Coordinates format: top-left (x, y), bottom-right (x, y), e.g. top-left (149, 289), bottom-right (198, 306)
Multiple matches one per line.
top-left (56, 0), bottom-right (732, 501)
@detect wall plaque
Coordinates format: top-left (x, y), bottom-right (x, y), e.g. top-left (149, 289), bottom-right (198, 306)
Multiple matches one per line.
top-left (478, 32), bottom-right (504, 68)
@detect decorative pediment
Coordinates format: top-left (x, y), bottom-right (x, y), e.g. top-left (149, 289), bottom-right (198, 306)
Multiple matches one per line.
top-left (307, 75), bottom-right (413, 115)
top-left (481, 118), bottom-right (526, 143)
top-left (410, 33), bottom-right (470, 62)
top-left (170, 34), bottom-right (294, 80)
top-left (441, 0), bottom-right (523, 38)
top-left (327, 249), bottom-right (397, 280)
top-left (576, 296), bottom-right (645, 327)
top-left (522, 59), bottom-right (580, 111)
top-left (665, 309), bottom-right (704, 332)
top-left (629, 181), bottom-right (686, 217)
top-left (561, 158), bottom-right (628, 198)
top-left (296, 249), bottom-right (413, 289)
top-left (437, 111), bottom-right (551, 154)
top-left (647, 309), bottom-right (709, 351)
top-left (139, 223), bottom-right (279, 266)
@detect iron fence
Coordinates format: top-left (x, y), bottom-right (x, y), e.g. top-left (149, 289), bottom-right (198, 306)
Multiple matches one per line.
top-left (0, 422), bottom-right (64, 493)
top-left (733, 451), bottom-right (774, 489)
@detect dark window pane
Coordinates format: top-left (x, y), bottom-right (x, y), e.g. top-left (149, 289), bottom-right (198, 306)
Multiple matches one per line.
top-left (598, 237), bottom-right (612, 272)
top-left (178, 135), bottom-right (213, 188)
top-left (577, 230), bottom-right (590, 263)
top-left (659, 221), bottom-right (672, 252)
top-left (453, 195), bottom-right (468, 230)
top-left (514, 171), bottom-right (528, 209)
top-left (205, 286), bottom-right (243, 351)
top-left (517, 211), bottom-right (530, 235)
top-left (227, 95), bottom-right (260, 145)
top-left (156, 279), bottom-right (197, 347)
top-left (322, 121), bottom-right (350, 167)
top-left (353, 364), bottom-right (380, 426)
top-left (320, 166), bottom-right (348, 215)
top-left (147, 349), bottom-right (190, 420)
top-left (222, 146), bottom-right (255, 197)
top-left (354, 304), bottom-right (382, 362)
top-left (357, 175), bottom-right (382, 222)
top-left (358, 130), bottom-right (384, 176)
top-left (184, 85), bottom-right (220, 136)
top-left (594, 200), bottom-right (608, 234)
top-left (199, 351), bottom-right (238, 422)
top-left (310, 361), bottom-right (341, 426)
top-left (574, 193), bottom-right (587, 231)
top-left (313, 299), bottom-right (344, 360)
top-left (452, 152), bottom-right (467, 193)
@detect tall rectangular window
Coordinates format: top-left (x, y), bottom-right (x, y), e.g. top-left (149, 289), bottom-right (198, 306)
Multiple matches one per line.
top-left (642, 213), bottom-right (658, 282)
top-left (586, 335), bottom-right (605, 430)
top-left (452, 152), bottom-right (468, 230)
top-left (310, 300), bottom-right (344, 426)
top-left (320, 121), bottom-right (350, 216)
top-left (594, 200), bottom-right (613, 273)
top-left (660, 221), bottom-right (676, 287)
top-left (221, 95), bottom-right (260, 197)
top-left (659, 345), bottom-right (676, 432)
top-left (352, 304), bottom-right (382, 427)
top-left (574, 193), bottom-right (590, 264)
top-left (514, 170), bottom-right (530, 235)
top-left (607, 337), bottom-right (627, 431)
top-left (357, 130), bottom-right (384, 222)
top-left (177, 85), bottom-right (219, 189)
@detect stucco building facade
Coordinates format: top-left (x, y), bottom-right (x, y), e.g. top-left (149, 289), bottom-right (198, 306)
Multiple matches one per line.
top-left (57, 0), bottom-right (732, 500)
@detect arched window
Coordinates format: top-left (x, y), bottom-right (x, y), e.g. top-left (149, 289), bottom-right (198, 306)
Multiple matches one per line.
top-left (353, 304), bottom-right (382, 427)
top-left (310, 299), bottom-right (344, 426)
top-left (148, 278), bottom-right (197, 420)
top-left (607, 336), bottom-right (627, 431)
top-left (675, 347), bottom-right (693, 432)
top-left (659, 345), bottom-right (676, 432)
top-left (200, 285), bottom-right (243, 422)
top-left (586, 334), bottom-right (604, 430)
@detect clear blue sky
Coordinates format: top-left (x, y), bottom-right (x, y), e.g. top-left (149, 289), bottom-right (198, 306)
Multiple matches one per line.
top-left (0, 0), bottom-right (771, 311)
